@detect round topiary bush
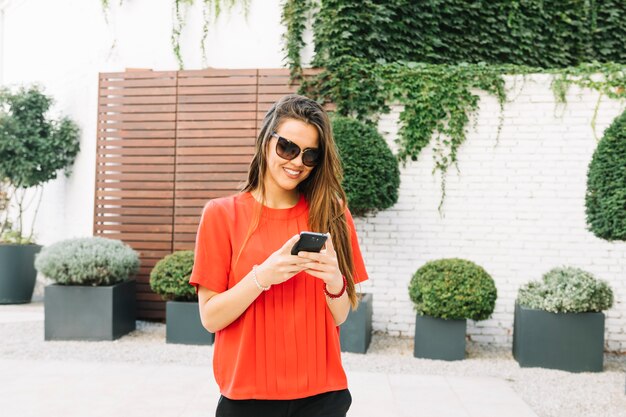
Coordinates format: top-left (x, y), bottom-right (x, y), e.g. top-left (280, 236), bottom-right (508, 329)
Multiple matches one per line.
top-left (149, 250), bottom-right (196, 301)
top-left (585, 109), bottom-right (626, 241)
top-left (408, 258), bottom-right (497, 321)
top-left (34, 237), bottom-right (139, 286)
top-left (517, 266), bottom-right (613, 313)
top-left (332, 116), bottom-right (400, 216)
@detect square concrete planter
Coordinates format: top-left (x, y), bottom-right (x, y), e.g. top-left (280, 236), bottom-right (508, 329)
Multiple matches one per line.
top-left (166, 300), bottom-right (214, 345)
top-left (340, 293), bottom-right (373, 353)
top-left (0, 244), bottom-right (41, 304)
top-left (513, 303), bottom-right (604, 372)
top-left (44, 280), bottom-right (136, 341)
top-left (413, 314), bottom-right (466, 361)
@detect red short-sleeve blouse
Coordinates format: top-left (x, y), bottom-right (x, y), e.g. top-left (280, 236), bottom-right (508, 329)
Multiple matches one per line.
top-left (189, 192), bottom-right (368, 400)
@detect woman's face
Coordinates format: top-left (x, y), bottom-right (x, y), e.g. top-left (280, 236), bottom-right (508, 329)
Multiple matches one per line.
top-left (264, 118), bottom-right (320, 195)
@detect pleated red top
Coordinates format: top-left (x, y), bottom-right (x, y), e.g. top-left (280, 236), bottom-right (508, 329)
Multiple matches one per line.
top-left (189, 192), bottom-right (368, 400)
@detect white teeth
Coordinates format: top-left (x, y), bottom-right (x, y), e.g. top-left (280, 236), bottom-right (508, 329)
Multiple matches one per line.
top-left (284, 168), bottom-right (300, 176)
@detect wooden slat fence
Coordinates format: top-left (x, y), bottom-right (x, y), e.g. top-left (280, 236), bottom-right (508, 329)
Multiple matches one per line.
top-left (94, 68), bottom-right (319, 320)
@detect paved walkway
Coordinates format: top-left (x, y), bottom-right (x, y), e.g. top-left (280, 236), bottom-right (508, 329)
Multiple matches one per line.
top-left (0, 304), bottom-right (539, 417)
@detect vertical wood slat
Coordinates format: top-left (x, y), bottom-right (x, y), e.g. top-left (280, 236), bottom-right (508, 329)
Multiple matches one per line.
top-left (95, 70), bottom-right (177, 319)
top-left (94, 68), bottom-right (301, 320)
top-left (174, 69), bottom-right (261, 253)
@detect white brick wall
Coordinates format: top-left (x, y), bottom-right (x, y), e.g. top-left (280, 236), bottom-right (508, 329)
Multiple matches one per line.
top-left (357, 74), bottom-right (626, 351)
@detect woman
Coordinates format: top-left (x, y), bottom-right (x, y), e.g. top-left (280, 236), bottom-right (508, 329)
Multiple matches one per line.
top-left (189, 94), bottom-right (368, 417)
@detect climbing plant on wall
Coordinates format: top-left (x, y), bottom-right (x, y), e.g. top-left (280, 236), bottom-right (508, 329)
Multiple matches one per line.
top-left (283, 0), bottom-right (626, 213)
top-left (101, 0), bottom-right (250, 69)
top-left (172, 0), bottom-right (251, 69)
top-left (300, 60), bottom-right (626, 212)
top-left (301, 0), bottom-right (626, 72)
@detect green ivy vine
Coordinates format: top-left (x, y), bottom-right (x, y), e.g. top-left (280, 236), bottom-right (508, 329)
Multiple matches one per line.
top-left (549, 62), bottom-right (626, 140)
top-left (301, 59), bottom-right (509, 213)
top-left (172, 0), bottom-right (250, 70)
top-left (300, 59), bottom-right (626, 214)
top-left (281, 0), bottom-right (313, 80)
top-left (100, 0), bottom-right (249, 69)
top-left (101, 0), bottom-right (123, 24)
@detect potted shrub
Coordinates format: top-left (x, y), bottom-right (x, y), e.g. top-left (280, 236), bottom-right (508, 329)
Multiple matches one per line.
top-left (408, 258), bottom-right (497, 361)
top-left (513, 266), bottom-right (613, 372)
top-left (150, 250), bottom-right (214, 345)
top-left (35, 237), bottom-right (139, 341)
top-left (0, 85), bottom-right (80, 304)
top-left (340, 293), bottom-right (373, 353)
top-left (332, 116), bottom-right (397, 353)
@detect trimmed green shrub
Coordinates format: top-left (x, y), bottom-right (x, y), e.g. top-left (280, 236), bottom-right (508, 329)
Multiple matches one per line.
top-left (34, 237), bottom-right (139, 286)
top-left (149, 251), bottom-right (196, 302)
top-left (585, 110), bottom-right (626, 241)
top-left (517, 266), bottom-right (613, 313)
top-left (408, 258), bottom-right (497, 321)
top-left (332, 116), bottom-right (400, 216)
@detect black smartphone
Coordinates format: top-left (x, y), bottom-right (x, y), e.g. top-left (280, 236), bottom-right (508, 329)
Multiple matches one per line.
top-left (291, 232), bottom-right (328, 255)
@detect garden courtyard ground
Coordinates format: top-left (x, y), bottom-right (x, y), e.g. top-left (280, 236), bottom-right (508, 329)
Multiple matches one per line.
top-left (1, 303), bottom-right (625, 417)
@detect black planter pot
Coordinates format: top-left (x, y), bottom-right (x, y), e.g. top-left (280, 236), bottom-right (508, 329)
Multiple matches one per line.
top-left (340, 293), bottom-right (373, 353)
top-left (44, 280), bottom-right (136, 341)
top-left (413, 314), bottom-right (466, 361)
top-left (166, 300), bottom-right (214, 345)
top-left (513, 303), bottom-right (604, 372)
top-left (0, 244), bottom-right (42, 304)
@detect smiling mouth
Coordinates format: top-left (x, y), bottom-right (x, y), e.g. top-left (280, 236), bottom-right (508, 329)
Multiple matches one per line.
top-left (283, 167), bottom-right (302, 178)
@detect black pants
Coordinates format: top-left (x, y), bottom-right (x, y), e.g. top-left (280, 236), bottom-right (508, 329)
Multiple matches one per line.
top-left (215, 389), bottom-right (352, 417)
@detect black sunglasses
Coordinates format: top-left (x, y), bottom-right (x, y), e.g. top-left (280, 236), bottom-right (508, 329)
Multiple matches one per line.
top-left (271, 132), bottom-right (321, 167)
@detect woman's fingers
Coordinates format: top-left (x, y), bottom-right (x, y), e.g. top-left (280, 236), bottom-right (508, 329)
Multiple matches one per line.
top-left (281, 234), bottom-right (301, 254)
top-left (305, 269), bottom-right (334, 282)
top-left (298, 251), bottom-right (337, 268)
top-left (303, 261), bottom-right (333, 272)
top-left (324, 233), bottom-right (336, 255)
top-left (298, 251), bottom-right (321, 261)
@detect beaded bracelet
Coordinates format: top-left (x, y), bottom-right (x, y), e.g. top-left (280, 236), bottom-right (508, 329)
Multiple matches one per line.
top-left (252, 265), bottom-right (270, 291)
top-left (324, 275), bottom-right (347, 299)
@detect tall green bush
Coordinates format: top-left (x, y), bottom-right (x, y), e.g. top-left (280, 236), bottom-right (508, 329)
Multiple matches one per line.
top-left (408, 258), bottom-right (497, 321)
top-left (332, 116), bottom-right (400, 216)
top-left (0, 85), bottom-right (80, 243)
top-left (585, 110), bottom-right (626, 241)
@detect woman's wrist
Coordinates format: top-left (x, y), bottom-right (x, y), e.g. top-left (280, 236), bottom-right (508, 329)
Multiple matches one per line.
top-left (252, 265), bottom-right (270, 291)
top-left (324, 275), bottom-right (347, 299)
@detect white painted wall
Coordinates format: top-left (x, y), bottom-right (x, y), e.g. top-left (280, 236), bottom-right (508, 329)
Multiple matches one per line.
top-left (2, 1), bottom-right (625, 351)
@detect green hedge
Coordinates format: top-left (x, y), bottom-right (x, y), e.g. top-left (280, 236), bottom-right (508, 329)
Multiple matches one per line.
top-left (332, 116), bottom-right (400, 216)
top-left (585, 109), bottom-right (626, 241)
top-left (408, 258), bottom-right (497, 321)
top-left (517, 266), bottom-right (613, 313)
top-left (149, 251), bottom-right (196, 302)
top-left (311, 0), bottom-right (625, 69)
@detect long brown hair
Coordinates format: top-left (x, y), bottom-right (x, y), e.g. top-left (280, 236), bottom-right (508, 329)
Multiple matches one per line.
top-left (240, 94), bottom-right (359, 309)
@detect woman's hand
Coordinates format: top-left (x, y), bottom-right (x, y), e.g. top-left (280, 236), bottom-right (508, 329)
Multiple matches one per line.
top-left (255, 234), bottom-right (309, 288)
top-left (297, 233), bottom-right (344, 293)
